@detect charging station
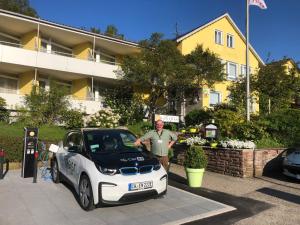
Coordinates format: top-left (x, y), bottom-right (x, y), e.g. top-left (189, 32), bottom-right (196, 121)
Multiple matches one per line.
top-left (21, 128), bottom-right (39, 178)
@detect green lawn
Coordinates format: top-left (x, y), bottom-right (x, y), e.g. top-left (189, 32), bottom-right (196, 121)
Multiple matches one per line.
top-left (0, 123), bottom-right (66, 141)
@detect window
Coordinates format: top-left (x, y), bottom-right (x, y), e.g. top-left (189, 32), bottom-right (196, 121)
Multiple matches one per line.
top-left (227, 62), bottom-right (237, 80)
top-left (215, 30), bottom-right (223, 45)
top-left (241, 65), bottom-right (247, 76)
top-left (65, 132), bottom-right (83, 152)
top-left (210, 91), bottom-right (221, 106)
top-left (240, 65), bottom-right (252, 77)
top-left (227, 34), bottom-right (234, 48)
top-left (0, 76), bottom-right (18, 94)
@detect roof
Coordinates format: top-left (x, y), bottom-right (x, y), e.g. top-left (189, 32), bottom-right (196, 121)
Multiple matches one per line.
top-left (176, 13), bottom-right (265, 66)
top-left (0, 9), bottom-right (139, 48)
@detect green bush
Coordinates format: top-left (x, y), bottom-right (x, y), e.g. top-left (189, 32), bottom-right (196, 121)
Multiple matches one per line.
top-left (163, 122), bottom-right (177, 131)
top-left (128, 121), bottom-right (152, 136)
top-left (185, 109), bottom-right (212, 126)
top-left (232, 121), bottom-right (266, 141)
top-left (184, 145), bottom-right (208, 169)
top-left (263, 109), bottom-right (300, 147)
top-left (255, 136), bottom-right (284, 149)
top-left (0, 136), bottom-right (60, 162)
top-left (62, 109), bottom-right (84, 129)
top-left (213, 108), bottom-right (244, 138)
top-left (0, 97), bottom-right (9, 122)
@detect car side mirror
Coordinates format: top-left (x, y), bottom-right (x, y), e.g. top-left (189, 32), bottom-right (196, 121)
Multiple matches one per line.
top-left (68, 145), bottom-right (81, 153)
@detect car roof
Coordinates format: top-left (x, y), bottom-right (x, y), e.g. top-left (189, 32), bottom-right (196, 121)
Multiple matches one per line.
top-left (66, 128), bottom-right (130, 133)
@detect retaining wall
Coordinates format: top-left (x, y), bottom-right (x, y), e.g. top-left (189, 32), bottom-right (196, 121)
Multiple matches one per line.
top-left (175, 145), bottom-right (285, 178)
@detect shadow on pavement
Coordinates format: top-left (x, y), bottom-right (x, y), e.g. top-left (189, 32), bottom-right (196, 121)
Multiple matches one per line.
top-left (168, 172), bottom-right (273, 225)
top-left (256, 187), bottom-right (300, 205)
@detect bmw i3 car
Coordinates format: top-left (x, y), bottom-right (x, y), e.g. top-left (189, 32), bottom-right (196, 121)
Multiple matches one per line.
top-left (282, 148), bottom-right (300, 180)
top-left (51, 128), bottom-right (167, 210)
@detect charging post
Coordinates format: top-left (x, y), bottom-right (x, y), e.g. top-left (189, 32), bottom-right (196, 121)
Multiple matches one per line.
top-left (21, 128), bottom-right (39, 183)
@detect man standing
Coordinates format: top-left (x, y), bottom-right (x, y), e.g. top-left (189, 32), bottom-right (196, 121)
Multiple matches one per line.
top-left (134, 120), bottom-right (177, 170)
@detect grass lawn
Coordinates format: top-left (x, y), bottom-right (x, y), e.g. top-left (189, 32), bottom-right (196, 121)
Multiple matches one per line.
top-left (0, 122), bottom-right (66, 141)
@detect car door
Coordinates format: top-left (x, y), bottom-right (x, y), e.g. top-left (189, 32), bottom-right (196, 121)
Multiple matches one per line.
top-left (63, 131), bottom-right (85, 186)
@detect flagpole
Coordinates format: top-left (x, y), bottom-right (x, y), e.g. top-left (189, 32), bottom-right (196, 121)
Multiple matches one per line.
top-left (246, 0), bottom-right (250, 121)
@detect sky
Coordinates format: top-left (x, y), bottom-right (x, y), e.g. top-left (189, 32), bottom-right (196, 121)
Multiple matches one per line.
top-left (30, 0), bottom-right (300, 64)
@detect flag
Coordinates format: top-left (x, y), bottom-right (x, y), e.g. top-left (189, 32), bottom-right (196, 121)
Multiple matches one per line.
top-left (249, 0), bottom-right (267, 9)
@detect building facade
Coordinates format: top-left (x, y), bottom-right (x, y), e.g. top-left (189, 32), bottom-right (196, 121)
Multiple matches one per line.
top-left (0, 9), bottom-right (139, 115)
top-left (176, 13), bottom-right (264, 115)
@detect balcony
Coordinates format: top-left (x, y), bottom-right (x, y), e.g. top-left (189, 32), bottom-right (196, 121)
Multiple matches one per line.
top-left (0, 41), bottom-right (120, 80)
top-left (0, 92), bottom-right (104, 114)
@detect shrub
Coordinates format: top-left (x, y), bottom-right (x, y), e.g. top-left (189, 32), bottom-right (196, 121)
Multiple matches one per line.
top-left (232, 121), bottom-right (266, 141)
top-left (0, 97), bottom-right (9, 122)
top-left (263, 109), bottom-right (300, 147)
top-left (62, 109), bottom-right (84, 129)
top-left (184, 145), bottom-right (208, 169)
top-left (213, 108), bottom-right (244, 138)
top-left (255, 136), bottom-right (284, 149)
top-left (0, 136), bottom-right (60, 162)
top-left (86, 109), bottom-right (120, 128)
top-left (163, 122), bottom-right (177, 131)
top-left (128, 121), bottom-right (152, 136)
top-left (185, 109), bottom-right (212, 127)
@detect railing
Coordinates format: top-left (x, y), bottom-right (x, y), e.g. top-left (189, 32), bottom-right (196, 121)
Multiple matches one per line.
top-left (0, 40), bottom-right (121, 66)
top-left (0, 40), bottom-right (23, 48)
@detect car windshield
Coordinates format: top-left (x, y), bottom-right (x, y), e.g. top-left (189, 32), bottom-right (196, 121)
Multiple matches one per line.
top-left (83, 129), bottom-right (144, 154)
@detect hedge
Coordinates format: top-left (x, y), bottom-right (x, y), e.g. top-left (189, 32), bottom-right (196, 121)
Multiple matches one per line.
top-left (0, 136), bottom-right (59, 162)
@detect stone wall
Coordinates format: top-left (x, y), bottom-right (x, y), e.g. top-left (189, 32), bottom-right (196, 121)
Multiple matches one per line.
top-left (174, 145), bottom-right (285, 178)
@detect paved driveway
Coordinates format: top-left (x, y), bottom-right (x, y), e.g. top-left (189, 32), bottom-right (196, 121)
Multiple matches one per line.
top-left (0, 170), bottom-right (234, 225)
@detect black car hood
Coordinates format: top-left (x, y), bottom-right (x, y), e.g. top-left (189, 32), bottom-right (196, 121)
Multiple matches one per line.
top-left (91, 151), bottom-right (159, 169)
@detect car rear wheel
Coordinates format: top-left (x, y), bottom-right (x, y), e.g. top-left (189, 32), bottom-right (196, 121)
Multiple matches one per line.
top-left (79, 174), bottom-right (95, 211)
top-left (51, 159), bottom-right (60, 183)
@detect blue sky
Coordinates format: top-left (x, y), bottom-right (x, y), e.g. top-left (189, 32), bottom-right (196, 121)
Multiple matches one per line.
top-left (30, 0), bottom-right (300, 64)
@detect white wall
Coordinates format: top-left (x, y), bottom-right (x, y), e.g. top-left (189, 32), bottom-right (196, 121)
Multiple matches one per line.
top-left (0, 44), bottom-right (119, 79)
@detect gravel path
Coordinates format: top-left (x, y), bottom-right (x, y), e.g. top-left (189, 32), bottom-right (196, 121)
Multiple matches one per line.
top-left (169, 164), bottom-right (300, 225)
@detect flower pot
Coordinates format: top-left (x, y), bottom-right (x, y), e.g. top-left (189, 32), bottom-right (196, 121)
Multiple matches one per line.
top-left (189, 128), bottom-right (197, 133)
top-left (210, 142), bottom-right (218, 148)
top-left (185, 167), bottom-right (205, 187)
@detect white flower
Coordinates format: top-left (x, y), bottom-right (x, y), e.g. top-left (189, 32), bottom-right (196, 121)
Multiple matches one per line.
top-left (220, 139), bottom-right (256, 149)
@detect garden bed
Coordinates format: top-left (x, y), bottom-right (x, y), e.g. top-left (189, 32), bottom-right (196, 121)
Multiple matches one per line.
top-left (174, 144), bottom-right (285, 178)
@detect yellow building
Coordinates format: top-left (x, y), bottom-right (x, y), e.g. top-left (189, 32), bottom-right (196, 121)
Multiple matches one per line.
top-left (176, 13), bottom-right (265, 115)
top-left (0, 9), bottom-right (139, 114)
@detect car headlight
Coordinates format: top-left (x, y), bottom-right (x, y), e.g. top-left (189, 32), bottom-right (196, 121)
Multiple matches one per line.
top-left (153, 163), bottom-right (161, 171)
top-left (96, 164), bottom-right (117, 175)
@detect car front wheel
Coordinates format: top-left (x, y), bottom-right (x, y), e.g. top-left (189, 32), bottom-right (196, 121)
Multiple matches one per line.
top-left (51, 159), bottom-right (60, 183)
top-left (79, 174), bottom-right (95, 211)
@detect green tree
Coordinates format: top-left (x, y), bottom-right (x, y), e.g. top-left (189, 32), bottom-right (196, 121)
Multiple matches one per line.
top-left (90, 27), bottom-right (101, 34)
top-left (121, 33), bottom-right (194, 120)
top-left (105, 24), bottom-right (124, 39)
top-left (186, 45), bottom-right (225, 100)
top-left (0, 97), bottom-right (9, 122)
top-left (230, 59), bottom-right (300, 115)
top-left (100, 85), bottom-right (144, 125)
top-left (22, 82), bottom-right (70, 125)
top-left (256, 61), bottom-right (300, 114)
top-left (0, 0), bottom-right (38, 17)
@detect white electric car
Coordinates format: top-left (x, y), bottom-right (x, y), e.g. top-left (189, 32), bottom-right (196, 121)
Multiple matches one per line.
top-left (282, 148), bottom-right (300, 180)
top-left (51, 128), bottom-right (167, 211)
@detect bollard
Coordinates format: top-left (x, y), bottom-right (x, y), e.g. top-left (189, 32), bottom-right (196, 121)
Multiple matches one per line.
top-left (0, 149), bottom-right (4, 180)
top-left (33, 151), bottom-right (38, 183)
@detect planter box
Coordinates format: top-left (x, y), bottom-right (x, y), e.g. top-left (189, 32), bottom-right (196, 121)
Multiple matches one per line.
top-left (174, 144), bottom-right (285, 178)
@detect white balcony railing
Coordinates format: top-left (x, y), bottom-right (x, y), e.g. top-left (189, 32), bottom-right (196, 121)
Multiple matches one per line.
top-left (0, 42), bottom-right (120, 80)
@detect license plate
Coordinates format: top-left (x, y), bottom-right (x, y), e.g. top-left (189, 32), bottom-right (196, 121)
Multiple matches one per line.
top-left (128, 181), bottom-right (153, 191)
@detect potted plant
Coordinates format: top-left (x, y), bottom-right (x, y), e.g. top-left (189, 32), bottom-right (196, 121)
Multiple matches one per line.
top-left (184, 145), bottom-right (208, 187)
